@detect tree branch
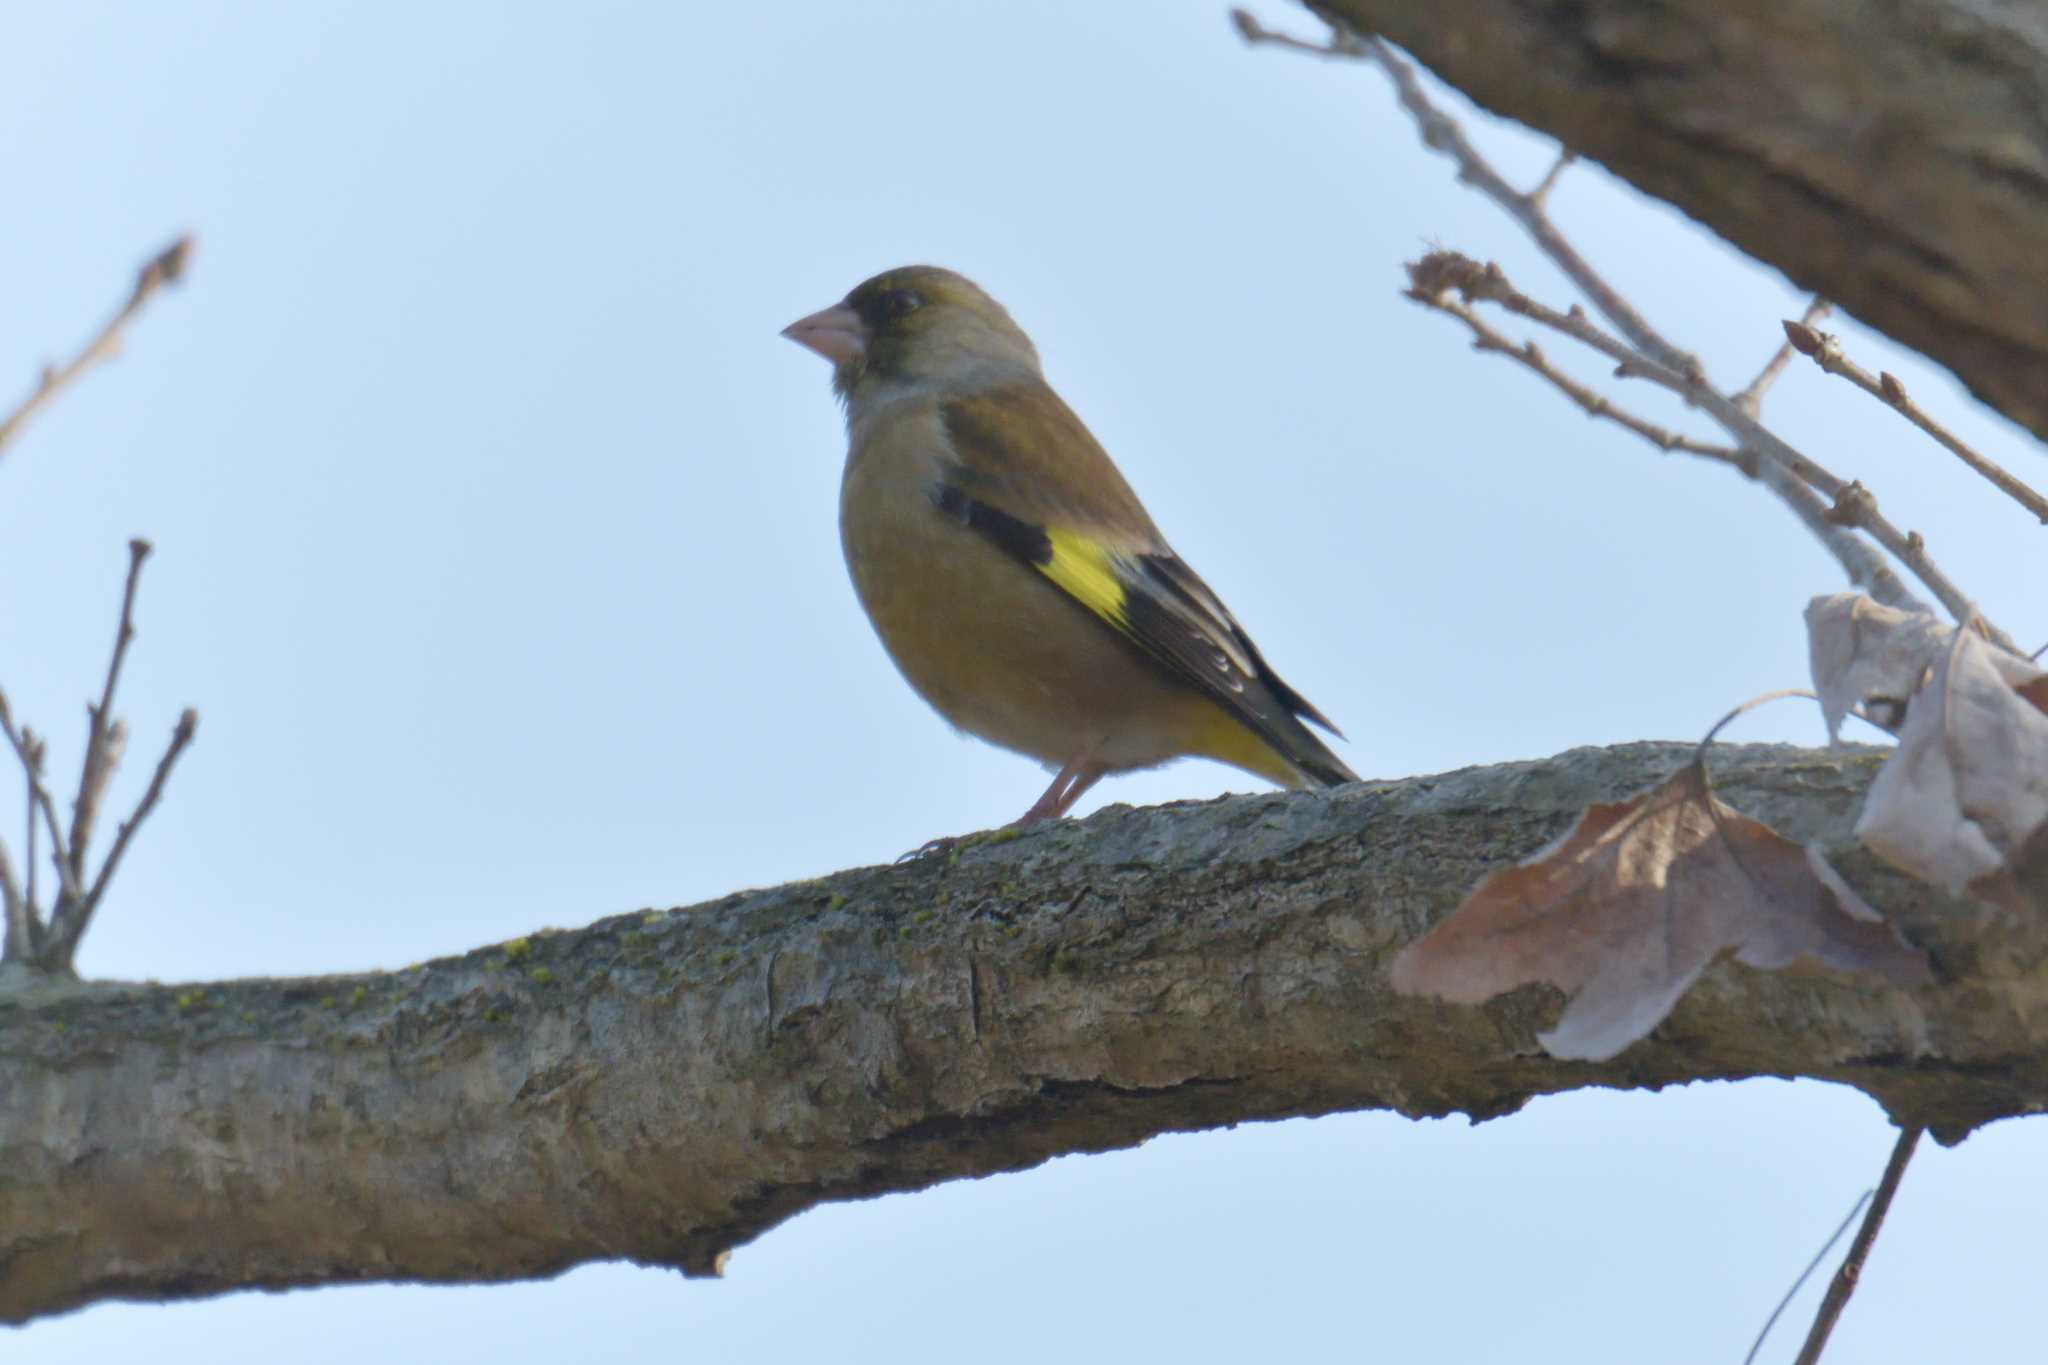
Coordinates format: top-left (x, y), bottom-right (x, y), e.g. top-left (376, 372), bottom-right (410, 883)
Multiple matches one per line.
top-left (3, 743), bottom-right (2040, 1324)
top-left (0, 237), bottom-right (192, 463)
top-left (1782, 321), bottom-right (2048, 525)
top-left (66, 538), bottom-right (152, 884)
top-left (1406, 252), bottom-right (1972, 627)
top-left (1298, 0), bottom-right (2048, 446)
top-left (1409, 287), bottom-right (1746, 469)
top-left (43, 708), bottom-right (197, 971)
top-left (1240, 14), bottom-right (1958, 625)
top-left (0, 692), bottom-right (82, 911)
top-left (0, 836), bottom-right (28, 965)
top-left (1736, 299), bottom-right (1832, 417)
top-left (1794, 1125), bottom-right (1922, 1363)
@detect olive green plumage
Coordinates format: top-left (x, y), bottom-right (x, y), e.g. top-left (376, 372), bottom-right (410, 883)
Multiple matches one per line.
top-left (783, 265), bottom-right (1355, 824)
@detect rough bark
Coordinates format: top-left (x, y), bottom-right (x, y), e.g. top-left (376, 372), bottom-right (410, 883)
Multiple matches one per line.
top-left (1315, 0), bottom-right (2048, 444)
top-left (4, 743), bottom-right (2042, 1325)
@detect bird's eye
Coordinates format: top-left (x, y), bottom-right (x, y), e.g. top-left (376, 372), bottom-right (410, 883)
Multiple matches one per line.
top-left (878, 288), bottom-right (923, 319)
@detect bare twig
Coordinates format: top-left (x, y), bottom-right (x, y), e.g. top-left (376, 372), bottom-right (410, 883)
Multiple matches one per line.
top-left (1336, 27), bottom-right (1705, 381)
top-left (1410, 252), bottom-right (2015, 639)
top-left (1793, 1126), bottom-right (1922, 1365)
top-left (1735, 298), bottom-right (1832, 416)
top-left (24, 737), bottom-right (38, 914)
top-left (1239, 12), bottom-right (1973, 626)
top-left (0, 236), bottom-right (193, 463)
top-left (1411, 287), bottom-right (1745, 469)
top-left (2, 545), bottom-right (194, 972)
top-left (45, 709), bottom-right (198, 969)
top-left (1229, 7), bottom-right (1345, 56)
top-left (0, 835), bottom-right (28, 964)
top-left (1405, 253), bottom-right (1930, 616)
top-left (68, 539), bottom-right (152, 881)
top-left (1782, 321), bottom-right (2048, 525)
top-left (1743, 1187), bottom-right (1874, 1365)
top-left (1527, 149), bottom-right (1575, 211)
top-left (0, 693), bottom-right (82, 909)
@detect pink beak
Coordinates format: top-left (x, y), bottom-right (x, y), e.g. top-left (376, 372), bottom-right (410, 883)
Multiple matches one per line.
top-left (781, 303), bottom-right (866, 365)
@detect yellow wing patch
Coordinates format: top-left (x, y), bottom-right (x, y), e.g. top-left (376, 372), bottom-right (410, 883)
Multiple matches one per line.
top-left (1037, 528), bottom-right (1131, 632)
top-left (1029, 525), bottom-right (1335, 789)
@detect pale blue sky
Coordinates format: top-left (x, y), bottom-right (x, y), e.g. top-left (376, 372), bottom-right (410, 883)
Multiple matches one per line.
top-left (5, 3), bottom-right (2043, 1361)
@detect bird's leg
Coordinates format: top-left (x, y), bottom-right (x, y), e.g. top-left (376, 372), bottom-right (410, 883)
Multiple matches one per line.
top-left (1015, 757), bottom-right (1107, 826)
top-left (1052, 760), bottom-right (1108, 819)
top-left (898, 757), bottom-right (1109, 862)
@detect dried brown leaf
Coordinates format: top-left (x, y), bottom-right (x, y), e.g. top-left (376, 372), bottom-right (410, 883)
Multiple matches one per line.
top-left (1857, 628), bottom-right (2048, 895)
top-left (1391, 762), bottom-right (1930, 1061)
top-left (1807, 593), bottom-right (1957, 739)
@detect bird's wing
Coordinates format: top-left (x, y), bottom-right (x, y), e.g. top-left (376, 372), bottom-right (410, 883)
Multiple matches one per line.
top-left (932, 383), bottom-right (1354, 787)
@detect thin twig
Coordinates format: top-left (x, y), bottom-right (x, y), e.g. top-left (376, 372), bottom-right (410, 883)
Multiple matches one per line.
top-left (1339, 27), bottom-right (1705, 381)
top-left (1410, 252), bottom-right (2013, 638)
top-left (1782, 321), bottom-right (2048, 525)
top-left (1527, 149), bottom-right (1575, 210)
top-left (1248, 6), bottom-right (2018, 647)
top-left (0, 692), bottom-right (82, 908)
top-left (45, 709), bottom-right (198, 969)
top-left (1404, 253), bottom-right (1925, 616)
top-left (1742, 1188), bottom-right (1873, 1365)
top-left (1229, 8), bottom-right (1345, 56)
top-left (1238, 12), bottom-right (1958, 624)
top-left (24, 741), bottom-right (38, 915)
top-left (1793, 1126), bottom-right (1922, 1365)
top-left (1735, 298), bottom-right (1832, 416)
top-left (1415, 289), bottom-right (1745, 469)
top-left (0, 834), bottom-right (28, 964)
top-left (0, 236), bottom-right (193, 462)
top-left (69, 539), bottom-right (152, 881)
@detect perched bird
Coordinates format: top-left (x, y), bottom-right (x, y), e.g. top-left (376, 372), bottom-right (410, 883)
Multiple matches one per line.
top-left (783, 266), bottom-right (1356, 826)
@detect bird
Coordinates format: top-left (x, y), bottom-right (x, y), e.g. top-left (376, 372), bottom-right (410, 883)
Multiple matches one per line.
top-left (782, 265), bottom-right (1356, 828)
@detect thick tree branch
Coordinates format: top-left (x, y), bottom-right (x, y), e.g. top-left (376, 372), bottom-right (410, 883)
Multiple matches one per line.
top-left (3, 743), bottom-right (2042, 1325)
top-left (1302, 0), bottom-right (2048, 445)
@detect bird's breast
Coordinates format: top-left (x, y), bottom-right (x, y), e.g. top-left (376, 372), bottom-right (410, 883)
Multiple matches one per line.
top-left (836, 410), bottom-right (1196, 770)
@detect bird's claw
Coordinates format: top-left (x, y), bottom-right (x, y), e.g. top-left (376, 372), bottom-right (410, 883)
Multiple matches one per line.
top-left (895, 826), bottom-right (1028, 865)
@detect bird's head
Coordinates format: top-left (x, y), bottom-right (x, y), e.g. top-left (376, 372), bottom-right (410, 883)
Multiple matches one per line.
top-left (782, 266), bottom-right (1040, 402)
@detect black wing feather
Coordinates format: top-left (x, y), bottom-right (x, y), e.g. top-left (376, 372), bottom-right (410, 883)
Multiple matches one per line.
top-left (928, 471), bottom-right (1356, 788)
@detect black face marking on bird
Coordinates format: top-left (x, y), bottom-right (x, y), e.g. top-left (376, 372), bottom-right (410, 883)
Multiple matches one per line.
top-left (874, 288), bottom-right (922, 321)
top-left (833, 267), bottom-right (1039, 393)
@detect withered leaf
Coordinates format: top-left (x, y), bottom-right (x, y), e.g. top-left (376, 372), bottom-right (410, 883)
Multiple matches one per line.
top-left (1391, 762), bottom-right (1931, 1061)
top-left (1857, 627), bottom-right (2048, 896)
top-left (1805, 593), bottom-right (1955, 740)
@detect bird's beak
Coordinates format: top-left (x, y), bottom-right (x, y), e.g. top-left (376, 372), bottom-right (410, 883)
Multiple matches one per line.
top-left (781, 303), bottom-right (866, 365)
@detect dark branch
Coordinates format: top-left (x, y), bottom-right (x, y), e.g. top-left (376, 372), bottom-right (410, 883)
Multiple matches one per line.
top-left (1794, 1126), bottom-right (1923, 1364)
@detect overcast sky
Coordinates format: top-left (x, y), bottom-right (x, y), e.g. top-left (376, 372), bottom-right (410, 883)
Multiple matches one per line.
top-left (6, 3), bottom-right (2044, 1361)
